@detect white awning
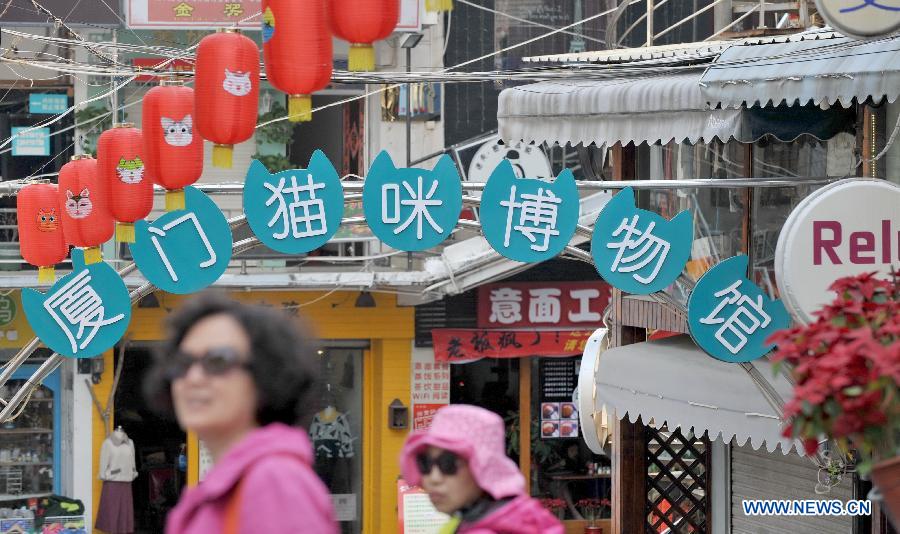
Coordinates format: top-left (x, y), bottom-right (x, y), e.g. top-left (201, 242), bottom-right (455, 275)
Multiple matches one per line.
top-left (498, 72), bottom-right (743, 147)
top-left (700, 33), bottom-right (900, 109)
top-left (583, 335), bottom-right (799, 454)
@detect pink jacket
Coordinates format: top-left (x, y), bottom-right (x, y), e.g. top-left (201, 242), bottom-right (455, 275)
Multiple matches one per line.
top-left (458, 495), bottom-right (564, 534)
top-left (166, 423), bottom-right (337, 534)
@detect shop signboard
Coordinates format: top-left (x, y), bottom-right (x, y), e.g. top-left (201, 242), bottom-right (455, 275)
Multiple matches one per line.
top-left (126, 0), bottom-right (263, 29)
top-left (774, 178), bottom-right (900, 324)
top-left (432, 329), bottom-right (593, 363)
top-left (410, 347), bottom-right (450, 430)
top-left (815, 0), bottom-right (900, 39)
top-left (477, 281), bottom-right (610, 329)
top-left (398, 479), bottom-right (450, 533)
top-left (28, 94), bottom-right (68, 115)
top-left (11, 127), bottom-right (50, 157)
top-left (592, 187), bottom-right (693, 295)
top-left (688, 255), bottom-right (791, 363)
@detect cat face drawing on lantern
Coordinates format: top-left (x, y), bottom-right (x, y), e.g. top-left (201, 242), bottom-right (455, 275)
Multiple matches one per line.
top-left (37, 208), bottom-right (59, 232)
top-left (223, 69), bottom-right (252, 97)
top-left (116, 157), bottom-right (145, 184)
top-left (65, 189), bottom-right (93, 219)
top-left (161, 115), bottom-right (193, 147)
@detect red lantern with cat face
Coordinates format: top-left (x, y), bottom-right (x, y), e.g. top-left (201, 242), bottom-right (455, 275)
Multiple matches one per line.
top-left (97, 123), bottom-right (153, 243)
top-left (262, 0), bottom-right (332, 122)
top-left (58, 155), bottom-right (114, 264)
top-left (330, 0), bottom-right (399, 71)
top-left (195, 30), bottom-right (260, 169)
top-left (17, 183), bottom-right (67, 282)
top-left (142, 80), bottom-right (203, 211)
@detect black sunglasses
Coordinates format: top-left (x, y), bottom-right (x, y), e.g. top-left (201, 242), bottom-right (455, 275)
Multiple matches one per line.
top-left (167, 347), bottom-right (251, 380)
top-left (415, 451), bottom-right (461, 476)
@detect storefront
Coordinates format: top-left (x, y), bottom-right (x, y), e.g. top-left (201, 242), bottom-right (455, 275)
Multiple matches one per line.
top-left (429, 280), bottom-right (613, 532)
top-left (90, 289), bottom-right (414, 534)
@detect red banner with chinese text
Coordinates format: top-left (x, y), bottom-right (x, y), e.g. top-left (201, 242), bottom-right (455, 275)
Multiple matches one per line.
top-left (132, 58), bottom-right (194, 81)
top-left (477, 281), bottom-right (610, 329)
top-left (432, 329), bottom-right (594, 362)
top-left (127, 0), bottom-right (262, 29)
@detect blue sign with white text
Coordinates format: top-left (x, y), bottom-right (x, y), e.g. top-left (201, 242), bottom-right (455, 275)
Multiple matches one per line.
top-left (11, 127), bottom-right (50, 157)
top-left (130, 187), bottom-right (232, 294)
top-left (480, 160), bottom-right (579, 263)
top-left (244, 152), bottom-right (345, 254)
top-left (688, 255), bottom-right (791, 363)
top-left (29, 93), bottom-right (68, 114)
top-left (591, 187), bottom-right (692, 295)
top-left (22, 249), bottom-right (131, 358)
top-left (363, 151), bottom-right (462, 252)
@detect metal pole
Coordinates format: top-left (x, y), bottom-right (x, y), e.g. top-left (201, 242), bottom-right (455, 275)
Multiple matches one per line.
top-left (646, 0), bottom-right (654, 46)
top-left (406, 46), bottom-right (412, 167)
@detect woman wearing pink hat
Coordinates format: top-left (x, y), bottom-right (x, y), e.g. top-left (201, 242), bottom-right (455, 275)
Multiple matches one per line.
top-left (400, 405), bottom-right (564, 534)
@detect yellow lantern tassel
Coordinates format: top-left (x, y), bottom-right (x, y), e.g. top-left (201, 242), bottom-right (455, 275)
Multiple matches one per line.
top-left (426, 0), bottom-right (453, 12)
top-left (38, 266), bottom-right (55, 283)
top-left (212, 144), bottom-right (234, 168)
top-left (348, 44), bottom-right (375, 72)
top-left (288, 95), bottom-right (312, 122)
top-left (116, 222), bottom-right (136, 243)
top-left (166, 190), bottom-right (186, 212)
top-left (83, 246), bottom-right (103, 265)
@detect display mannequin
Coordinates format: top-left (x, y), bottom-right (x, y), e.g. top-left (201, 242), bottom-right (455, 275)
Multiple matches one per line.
top-left (95, 426), bottom-right (137, 534)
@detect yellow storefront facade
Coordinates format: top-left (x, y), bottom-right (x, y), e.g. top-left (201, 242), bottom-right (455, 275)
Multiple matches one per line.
top-left (90, 289), bottom-right (414, 533)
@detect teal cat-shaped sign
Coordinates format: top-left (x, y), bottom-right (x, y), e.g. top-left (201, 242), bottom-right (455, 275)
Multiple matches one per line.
top-left (591, 187), bottom-right (693, 295)
top-left (362, 151), bottom-right (462, 252)
top-left (480, 160), bottom-right (579, 263)
top-left (244, 152), bottom-right (345, 254)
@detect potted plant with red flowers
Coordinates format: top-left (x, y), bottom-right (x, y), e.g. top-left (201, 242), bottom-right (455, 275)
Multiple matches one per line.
top-left (540, 497), bottom-right (567, 520)
top-left (577, 498), bottom-right (610, 533)
top-left (768, 272), bottom-right (900, 524)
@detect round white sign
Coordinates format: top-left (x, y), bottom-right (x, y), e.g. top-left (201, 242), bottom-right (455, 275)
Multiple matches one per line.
top-left (468, 136), bottom-right (553, 182)
top-left (775, 179), bottom-right (900, 324)
top-left (815, 0), bottom-right (900, 39)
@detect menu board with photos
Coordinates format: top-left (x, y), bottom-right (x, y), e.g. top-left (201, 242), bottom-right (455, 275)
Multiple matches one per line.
top-left (539, 359), bottom-right (579, 439)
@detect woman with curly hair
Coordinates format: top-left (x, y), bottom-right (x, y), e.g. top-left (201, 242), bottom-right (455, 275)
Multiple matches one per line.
top-left (144, 292), bottom-right (337, 533)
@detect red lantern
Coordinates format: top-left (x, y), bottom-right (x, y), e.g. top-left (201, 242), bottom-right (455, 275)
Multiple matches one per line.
top-left (195, 30), bottom-right (260, 169)
top-left (97, 123), bottom-right (153, 243)
top-left (142, 80), bottom-right (203, 211)
top-left (58, 155), bottom-right (114, 265)
top-left (262, 0), bottom-right (333, 122)
top-left (17, 183), bottom-right (67, 283)
top-left (329, 0), bottom-right (399, 72)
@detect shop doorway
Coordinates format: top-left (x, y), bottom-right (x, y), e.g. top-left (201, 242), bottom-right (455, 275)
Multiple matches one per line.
top-left (113, 344), bottom-right (186, 534)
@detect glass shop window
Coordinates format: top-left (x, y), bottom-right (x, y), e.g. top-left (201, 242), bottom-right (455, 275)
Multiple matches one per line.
top-left (309, 348), bottom-right (363, 534)
top-left (0, 380), bottom-right (55, 498)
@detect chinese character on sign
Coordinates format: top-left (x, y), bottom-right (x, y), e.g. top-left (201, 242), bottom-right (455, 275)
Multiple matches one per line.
top-left (381, 176), bottom-right (443, 240)
top-left (528, 288), bottom-right (561, 324)
top-left (264, 174), bottom-right (328, 240)
top-left (568, 289), bottom-right (602, 323)
top-left (489, 287), bottom-right (523, 324)
top-left (607, 214), bottom-right (671, 285)
top-left (43, 270), bottom-right (125, 355)
top-left (500, 186), bottom-right (561, 253)
top-left (224, 2), bottom-right (244, 17)
top-left (173, 2), bottom-right (194, 17)
top-left (149, 213), bottom-right (217, 283)
top-left (470, 331), bottom-right (493, 353)
top-left (699, 280), bottom-right (771, 355)
top-left (591, 186), bottom-right (692, 295)
top-left (687, 255), bottom-right (791, 363)
top-left (447, 337), bottom-right (464, 359)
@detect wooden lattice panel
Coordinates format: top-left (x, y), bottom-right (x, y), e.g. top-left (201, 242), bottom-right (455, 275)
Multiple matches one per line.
top-left (645, 426), bottom-right (711, 534)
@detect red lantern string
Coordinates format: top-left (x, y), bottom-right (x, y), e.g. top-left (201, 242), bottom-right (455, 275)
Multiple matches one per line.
top-left (195, 29), bottom-right (260, 169)
top-left (142, 80), bottom-right (203, 211)
top-left (97, 123), bottom-right (153, 242)
top-left (17, 183), bottom-right (67, 283)
top-left (329, 0), bottom-right (400, 72)
top-left (58, 155), bottom-right (114, 265)
top-left (262, 0), bottom-right (333, 122)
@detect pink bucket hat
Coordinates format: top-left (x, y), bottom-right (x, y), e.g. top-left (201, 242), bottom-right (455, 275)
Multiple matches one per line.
top-left (399, 404), bottom-right (525, 500)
